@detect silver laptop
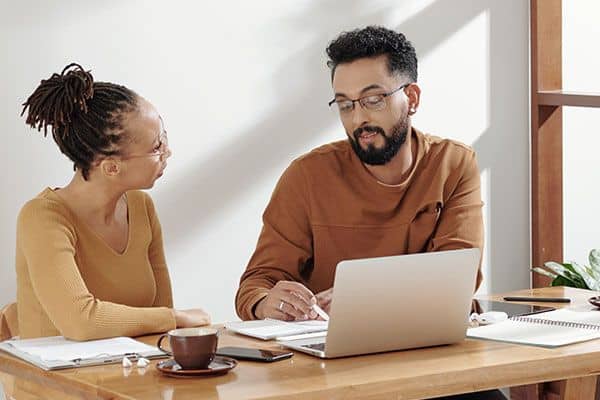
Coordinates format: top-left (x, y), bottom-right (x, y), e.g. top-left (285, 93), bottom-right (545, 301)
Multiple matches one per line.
top-left (279, 248), bottom-right (480, 358)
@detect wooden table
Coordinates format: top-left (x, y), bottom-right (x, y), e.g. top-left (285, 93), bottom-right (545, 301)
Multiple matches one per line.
top-left (2, 287), bottom-right (600, 400)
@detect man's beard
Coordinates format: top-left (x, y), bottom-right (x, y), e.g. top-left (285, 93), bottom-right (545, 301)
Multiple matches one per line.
top-left (348, 115), bottom-right (409, 166)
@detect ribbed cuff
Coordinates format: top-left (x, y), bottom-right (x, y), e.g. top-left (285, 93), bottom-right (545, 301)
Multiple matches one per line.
top-left (247, 291), bottom-right (269, 320)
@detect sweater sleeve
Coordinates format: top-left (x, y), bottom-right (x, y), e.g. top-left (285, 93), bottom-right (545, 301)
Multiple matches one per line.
top-left (17, 200), bottom-right (176, 341)
top-left (427, 150), bottom-right (484, 290)
top-left (144, 194), bottom-right (174, 308)
top-left (235, 160), bottom-right (313, 320)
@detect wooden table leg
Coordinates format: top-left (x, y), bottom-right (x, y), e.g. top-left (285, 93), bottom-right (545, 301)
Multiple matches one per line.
top-left (509, 384), bottom-right (541, 400)
top-left (560, 376), bottom-right (597, 400)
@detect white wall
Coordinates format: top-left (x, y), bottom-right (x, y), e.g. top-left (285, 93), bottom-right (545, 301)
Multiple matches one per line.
top-left (563, 1), bottom-right (600, 266)
top-left (0, 0), bottom-right (529, 323)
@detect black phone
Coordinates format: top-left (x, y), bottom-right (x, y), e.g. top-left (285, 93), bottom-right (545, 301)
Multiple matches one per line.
top-left (216, 346), bottom-right (293, 362)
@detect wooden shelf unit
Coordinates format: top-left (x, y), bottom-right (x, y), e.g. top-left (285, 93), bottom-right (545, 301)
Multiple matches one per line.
top-left (537, 91), bottom-right (600, 107)
top-left (526, 2), bottom-right (600, 398)
top-left (531, 2), bottom-right (600, 289)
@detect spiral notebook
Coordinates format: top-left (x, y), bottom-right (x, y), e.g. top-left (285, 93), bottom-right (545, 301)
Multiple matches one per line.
top-left (467, 305), bottom-right (600, 348)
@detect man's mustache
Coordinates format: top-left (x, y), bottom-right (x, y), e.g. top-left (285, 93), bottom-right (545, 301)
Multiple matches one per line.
top-left (353, 126), bottom-right (385, 140)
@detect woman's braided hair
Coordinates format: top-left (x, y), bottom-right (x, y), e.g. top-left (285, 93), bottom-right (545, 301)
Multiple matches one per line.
top-left (21, 63), bottom-right (138, 180)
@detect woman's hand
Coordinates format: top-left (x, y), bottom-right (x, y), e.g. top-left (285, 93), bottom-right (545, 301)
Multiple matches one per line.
top-left (174, 308), bottom-right (211, 327)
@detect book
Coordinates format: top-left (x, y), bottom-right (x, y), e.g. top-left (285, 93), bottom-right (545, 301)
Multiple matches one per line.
top-left (467, 305), bottom-right (600, 348)
top-left (225, 319), bottom-right (328, 340)
top-left (0, 336), bottom-right (167, 370)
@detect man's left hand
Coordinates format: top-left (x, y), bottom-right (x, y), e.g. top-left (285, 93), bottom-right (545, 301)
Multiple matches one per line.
top-left (315, 287), bottom-right (333, 314)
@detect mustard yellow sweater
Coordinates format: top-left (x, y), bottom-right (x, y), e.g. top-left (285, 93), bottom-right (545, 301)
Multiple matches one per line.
top-left (16, 188), bottom-right (176, 340)
top-left (236, 128), bottom-right (484, 319)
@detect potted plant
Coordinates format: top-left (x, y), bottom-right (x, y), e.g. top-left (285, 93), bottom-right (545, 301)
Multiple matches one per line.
top-left (532, 249), bottom-right (600, 290)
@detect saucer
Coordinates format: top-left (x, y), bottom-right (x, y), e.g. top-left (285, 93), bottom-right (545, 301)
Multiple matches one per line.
top-left (156, 356), bottom-right (237, 378)
top-left (588, 296), bottom-right (600, 308)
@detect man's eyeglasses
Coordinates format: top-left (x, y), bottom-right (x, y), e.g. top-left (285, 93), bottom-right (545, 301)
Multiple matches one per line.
top-left (122, 132), bottom-right (170, 162)
top-left (328, 83), bottom-right (411, 115)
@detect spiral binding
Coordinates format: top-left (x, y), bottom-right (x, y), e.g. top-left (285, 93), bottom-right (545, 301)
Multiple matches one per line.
top-left (511, 316), bottom-right (600, 331)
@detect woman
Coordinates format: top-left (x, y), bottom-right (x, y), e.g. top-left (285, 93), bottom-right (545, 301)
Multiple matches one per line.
top-left (16, 63), bottom-right (209, 340)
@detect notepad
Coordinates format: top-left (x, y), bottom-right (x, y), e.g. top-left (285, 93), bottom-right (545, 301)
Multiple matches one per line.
top-left (225, 319), bottom-right (328, 340)
top-left (0, 336), bottom-right (167, 370)
top-left (467, 305), bottom-right (600, 348)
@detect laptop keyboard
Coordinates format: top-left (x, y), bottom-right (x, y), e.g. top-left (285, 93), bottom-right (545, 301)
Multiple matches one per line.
top-left (304, 342), bottom-right (325, 351)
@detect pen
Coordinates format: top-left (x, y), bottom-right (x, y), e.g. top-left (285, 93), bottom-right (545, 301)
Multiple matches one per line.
top-left (312, 304), bottom-right (330, 321)
top-left (503, 296), bottom-right (571, 303)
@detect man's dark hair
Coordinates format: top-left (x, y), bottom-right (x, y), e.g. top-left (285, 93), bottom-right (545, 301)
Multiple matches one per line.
top-left (326, 26), bottom-right (418, 82)
top-left (21, 63), bottom-right (138, 180)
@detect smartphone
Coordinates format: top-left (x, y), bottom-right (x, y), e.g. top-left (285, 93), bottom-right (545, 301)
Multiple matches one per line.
top-left (216, 346), bottom-right (293, 362)
top-left (474, 299), bottom-right (554, 317)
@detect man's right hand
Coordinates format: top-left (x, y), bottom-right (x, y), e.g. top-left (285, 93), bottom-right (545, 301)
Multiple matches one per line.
top-left (254, 281), bottom-right (318, 321)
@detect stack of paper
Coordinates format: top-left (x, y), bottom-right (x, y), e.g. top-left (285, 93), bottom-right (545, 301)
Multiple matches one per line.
top-left (225, 319), bottom-right (328, 340)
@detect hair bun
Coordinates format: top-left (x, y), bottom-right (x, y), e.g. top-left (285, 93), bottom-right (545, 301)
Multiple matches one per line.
top-left (21, 63), bottom-right (94, 136)
top-left (59, 63), bottom-right (94, 109)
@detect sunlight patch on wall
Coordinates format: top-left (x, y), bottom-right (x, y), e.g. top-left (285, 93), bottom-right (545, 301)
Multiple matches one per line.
top-left (413, 9), bottom-right (489, 146)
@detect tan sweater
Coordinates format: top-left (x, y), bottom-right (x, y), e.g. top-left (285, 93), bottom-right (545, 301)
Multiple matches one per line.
top-left (236, 128), bottom-right (484, 320)
top-left (16, 188), bottom-right (176, 340)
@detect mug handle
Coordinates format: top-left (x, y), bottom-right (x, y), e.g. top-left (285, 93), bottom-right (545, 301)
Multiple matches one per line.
top-left (156, 334), bottom-right (173, 356)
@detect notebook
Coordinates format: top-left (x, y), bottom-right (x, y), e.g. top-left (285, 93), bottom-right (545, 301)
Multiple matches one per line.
top-left (225, 319), bottom-right (328, 340)
top-left (0, 336), bottom-right (167, 370)
top-left (467, 305), bottom-right (600, 348)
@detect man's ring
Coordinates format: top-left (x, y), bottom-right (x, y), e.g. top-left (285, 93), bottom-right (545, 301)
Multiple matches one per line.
top-left (278, 301), bottom-right (285, 311)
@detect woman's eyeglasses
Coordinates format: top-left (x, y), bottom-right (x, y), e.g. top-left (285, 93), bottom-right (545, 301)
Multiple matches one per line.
top-left (121, 132), bottom-right (170, 162)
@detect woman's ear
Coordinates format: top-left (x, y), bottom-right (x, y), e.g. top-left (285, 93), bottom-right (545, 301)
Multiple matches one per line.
top-left (99, 158), bottom-right (121, 177)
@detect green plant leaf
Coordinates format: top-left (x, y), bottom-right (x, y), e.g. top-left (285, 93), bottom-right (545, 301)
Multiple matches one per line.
top-left (590, 249), bottom-right (600, 271)
top-left (536, 251), bottom-right (600, 290)
top-left (584, 264), bottom-right (600, 283)
top-left (558, 263), bottom-right (589, 288)
top-left (551, 275), bottom-right (581, 287)
top-left (543, 261), bottom-right (569, 275)
top-left (531, 267), bottom-right (557, 279)
top-left (585, 250), bottom-right (600, 286)
top-left (543, 262), bottom-right (587, 288)
top-left (570, 261), bottom-right (598, 290)
top-left (544, 261), bottom-right (581, 282)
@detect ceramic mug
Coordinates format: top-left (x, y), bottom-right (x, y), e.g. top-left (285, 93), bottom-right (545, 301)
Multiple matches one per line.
top-left (157, 327), bottom-right (218, 369)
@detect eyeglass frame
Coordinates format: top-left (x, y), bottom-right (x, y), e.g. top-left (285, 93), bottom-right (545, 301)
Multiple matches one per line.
top-left (327, 82), bottom-right (412, 114)
top-left (120, 131), bottom-right (171, 162)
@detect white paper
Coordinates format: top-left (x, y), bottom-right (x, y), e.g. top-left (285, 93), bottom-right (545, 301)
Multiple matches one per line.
top-left (6, 336), bottom-right (158, 361)
top-left (225, 319), bottom-right (328, 340)
top-left (467, 307), bottom-right (600, 347)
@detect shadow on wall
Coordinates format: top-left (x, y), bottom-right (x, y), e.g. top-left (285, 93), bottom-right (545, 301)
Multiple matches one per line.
top-left (402, 0), bottom-right (529, 293)
top-left (158, 0), bottom-right (528, 293)
top-left (460, 1), bottom-right (529, 293)
top-left (158, 0), bottom-right (395, 243)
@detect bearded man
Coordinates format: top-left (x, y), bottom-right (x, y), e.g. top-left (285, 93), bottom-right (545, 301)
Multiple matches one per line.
top-left (236, 26), bottom-right (484, 322)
